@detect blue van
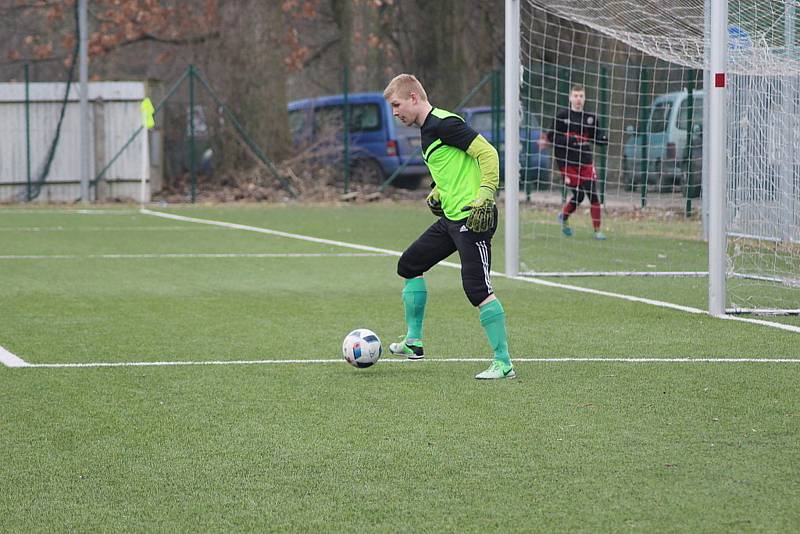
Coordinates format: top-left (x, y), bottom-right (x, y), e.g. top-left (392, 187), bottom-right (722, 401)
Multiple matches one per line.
top-left (288, 92), bottom-right (427, 187)
top-left (459, 106), bottom-right (551, 192)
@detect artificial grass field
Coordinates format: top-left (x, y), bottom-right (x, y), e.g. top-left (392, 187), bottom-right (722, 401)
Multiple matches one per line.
top-left (1, 203), bottom-right (798, 532)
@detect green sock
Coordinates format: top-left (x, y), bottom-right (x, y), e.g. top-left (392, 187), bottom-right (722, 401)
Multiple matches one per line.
top-left (479, 299), bottom-right (511, 366)
top-left (402, 277), bottom-right (427, 341)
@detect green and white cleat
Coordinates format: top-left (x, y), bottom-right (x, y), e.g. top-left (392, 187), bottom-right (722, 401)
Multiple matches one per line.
top-left (475, 360), bottom-right (517, 380)
top-left (388, 337), bottom-right (424, 360)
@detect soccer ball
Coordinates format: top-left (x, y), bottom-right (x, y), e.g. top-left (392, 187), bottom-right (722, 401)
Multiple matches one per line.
top-left (342, 328), bottom-right (382, 368)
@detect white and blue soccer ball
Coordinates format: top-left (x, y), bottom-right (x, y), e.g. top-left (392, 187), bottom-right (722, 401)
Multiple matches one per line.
top-left (342, 328), bottom-right (382, 368)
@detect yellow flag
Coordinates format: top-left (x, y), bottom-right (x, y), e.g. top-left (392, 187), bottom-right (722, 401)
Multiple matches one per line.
top-left (140, 97), bottom-right (155, 130)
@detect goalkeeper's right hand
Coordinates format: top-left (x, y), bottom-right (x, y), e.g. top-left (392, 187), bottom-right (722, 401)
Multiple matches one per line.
top-left (460, 186), bottom-right (496, 233)
top-left (426, 186), bottom-right (444, 217)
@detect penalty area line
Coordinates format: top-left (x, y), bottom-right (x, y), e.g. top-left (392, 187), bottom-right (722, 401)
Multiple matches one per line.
top-left (14, 357), bottom-right (800, 369)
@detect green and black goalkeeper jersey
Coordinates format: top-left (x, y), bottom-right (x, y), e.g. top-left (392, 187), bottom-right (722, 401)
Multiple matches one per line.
top-left (420, 108), bottom-right (482, 221)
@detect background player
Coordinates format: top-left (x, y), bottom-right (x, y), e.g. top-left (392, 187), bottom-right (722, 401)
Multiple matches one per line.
top-left (541, 84), bottom-right (609, 239)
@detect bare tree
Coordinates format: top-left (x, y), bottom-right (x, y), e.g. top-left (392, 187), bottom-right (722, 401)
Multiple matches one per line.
top-left (202, 1), bottom-right (292, 165)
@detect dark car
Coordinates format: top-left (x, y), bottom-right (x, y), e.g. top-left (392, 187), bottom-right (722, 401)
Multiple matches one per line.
top-left (459, 107), bottom-right (552, 196)
top-left (288, 92), bottom-right (427, 187)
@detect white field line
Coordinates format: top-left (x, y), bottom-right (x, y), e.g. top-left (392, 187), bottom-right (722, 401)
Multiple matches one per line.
top-left (0, 226), bottom-right (225, 232)
top-left (521, 271), bottom-right (709, 277)
top-left (0, 209), bottom-right (137, 215)
top-left (141, 208), bottom-right (406, 256)
top-left (15, 357), bottom-right (800, 369)
top-left (71, 209), bottom-right (140, 215)
top-left (0, 345), bottom-right (29, 368)
top-left (141, 208), bottom-right (800, 334)
top-left (0, 252), bottom-right (391, 260)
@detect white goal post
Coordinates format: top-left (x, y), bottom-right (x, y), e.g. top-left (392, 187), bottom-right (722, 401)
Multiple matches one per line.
top-left (708, 0), bottom-right (728, 316)
top-left (505, 0), bottom-right (521, 279)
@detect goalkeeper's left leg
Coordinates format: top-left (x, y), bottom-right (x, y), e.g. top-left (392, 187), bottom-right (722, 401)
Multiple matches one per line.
top-left (479, 297), bottom-right (511, 365)
top-left (449, 220), bottom-right (515, 379)
top-left (475, 296), bottom-right (516, 379)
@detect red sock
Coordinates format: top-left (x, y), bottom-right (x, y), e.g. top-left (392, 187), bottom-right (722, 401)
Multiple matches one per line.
top-left (590, 203), bottom-right (602, 230)
top-left (562, 202), bottom-right (577, 218)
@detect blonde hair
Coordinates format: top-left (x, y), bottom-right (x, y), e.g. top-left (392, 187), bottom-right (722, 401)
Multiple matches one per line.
top-left (383, 74), bottom-right (428, 102)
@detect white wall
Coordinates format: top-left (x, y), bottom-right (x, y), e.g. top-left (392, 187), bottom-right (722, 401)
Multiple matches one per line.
top-left (0, 82), bottom-right (159, 202)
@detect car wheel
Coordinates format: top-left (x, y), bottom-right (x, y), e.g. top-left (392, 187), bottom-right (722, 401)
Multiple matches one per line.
top-left (349, 158), bottom-right (385, 184)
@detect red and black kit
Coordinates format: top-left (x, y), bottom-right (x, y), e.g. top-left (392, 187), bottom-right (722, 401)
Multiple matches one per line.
top-left (547, 108), bottom-right (608, 230)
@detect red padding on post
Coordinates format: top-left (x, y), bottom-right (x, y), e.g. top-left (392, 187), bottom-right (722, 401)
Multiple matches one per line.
top-left (715, 73), bottom-right (726, 87)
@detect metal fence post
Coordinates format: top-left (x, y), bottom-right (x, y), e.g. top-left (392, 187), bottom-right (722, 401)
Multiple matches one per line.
top-left (343, 65), bottom-right (350, 194)
top-left (189, 64), bottom-right (196, 203)
top-left (684, 68), bottom-right (698, 216)
top-left (599, 64), bottom-right (609, 204)
top-left (491, 70), bottom-right (501, 155)
top-left (24, 64), bottom-right (31, 202)
top-left (558, 66), bottom-right (569, 203)
top-left (638, 64), bottom-right (651, 208)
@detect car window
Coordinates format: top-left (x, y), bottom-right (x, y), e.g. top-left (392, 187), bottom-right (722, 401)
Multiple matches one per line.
top-left (349, 104), bottom-right (381, 131)
top-left (470, 112), bottom-right (496, 131)
top-left (677, 96), bottom-right (703, 130)
top-left (313, 103), bottom-right (381, 135)
top-left (650, 101), bottom-right (672, 133)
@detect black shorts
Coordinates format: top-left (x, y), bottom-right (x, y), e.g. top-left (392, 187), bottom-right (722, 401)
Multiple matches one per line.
top-left (567, 179), bottom-right (600, 204)
top-left (397, 207), bottom-right (498, 306)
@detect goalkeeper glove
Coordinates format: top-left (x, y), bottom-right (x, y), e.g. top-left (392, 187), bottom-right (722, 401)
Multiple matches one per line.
top-left (426, 186), bottom-right (444, 217)
top-left (460, 186), bottom-right (496, 233)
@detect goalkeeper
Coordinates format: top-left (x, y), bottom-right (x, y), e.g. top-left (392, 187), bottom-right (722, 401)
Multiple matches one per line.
top-left (542, 84), bottom-right (608, 239)
top-left (382, 73), bottom-right (515, 380)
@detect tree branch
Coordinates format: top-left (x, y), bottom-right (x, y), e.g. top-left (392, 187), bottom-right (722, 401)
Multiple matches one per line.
top-left (121, 30), bottom-right (221, 48)
top-left (0, 55), bottom-right (68, 68)
top-left (299, 36), bottom-right (340, 68)
top-left (0, 1), bottom-right (62, 15)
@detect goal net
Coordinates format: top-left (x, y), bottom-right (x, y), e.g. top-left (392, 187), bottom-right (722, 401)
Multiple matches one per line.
top-left (512, 0), bottom-right (800, 315)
